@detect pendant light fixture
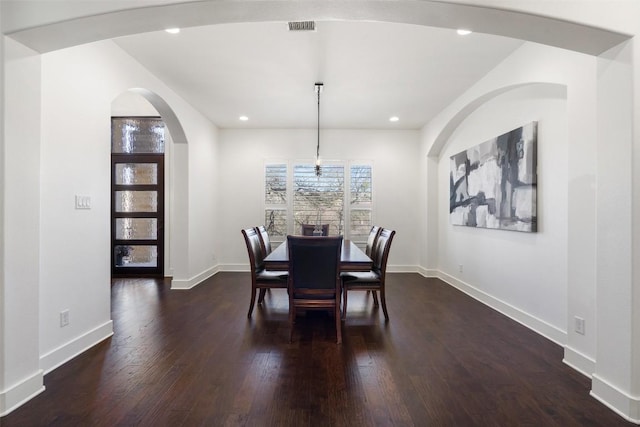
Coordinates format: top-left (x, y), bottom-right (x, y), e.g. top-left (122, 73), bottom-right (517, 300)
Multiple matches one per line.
top-left (314, 82), bottom-right (323, 177)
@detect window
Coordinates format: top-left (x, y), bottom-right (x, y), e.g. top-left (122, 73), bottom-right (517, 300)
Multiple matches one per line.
top-left (264, 164), bottom-right (287, 238)
top-left (294, 164), bottom-right (344, 236)
top-left (265, 161), bottom-right (373, 242)
top-left (349, 164), bottom-right (373, 241)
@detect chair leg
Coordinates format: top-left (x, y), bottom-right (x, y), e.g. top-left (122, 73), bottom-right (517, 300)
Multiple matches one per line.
top-left (372, 290), bottom-right (379, 306)
top-left (342, 286), bottom-right (348, 320)
top-left (335, 300), bottom-right (342, 344)
top-left (380, 288), bottom-right (389, 321)
top-left (289, 307), bottom-right (295, 343)
top-left (248, 288), bottom-right (257, 318)
top-left (258, 288), bottom-right (267, 304)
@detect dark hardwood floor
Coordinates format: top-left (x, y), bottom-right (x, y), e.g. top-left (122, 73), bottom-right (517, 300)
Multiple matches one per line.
top-left (2, 273), bottom-right (633, 426)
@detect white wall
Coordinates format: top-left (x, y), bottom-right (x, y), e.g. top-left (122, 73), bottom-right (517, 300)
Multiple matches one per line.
top-left (592, 40), bottom-right (636, 417)
top-left (422, 33), bottom-right (640, 420)
top-left (35, 39), bottom-right (220, 374)
top-left (437, 83), bottom-right (568, 337)
top-left (110, 90), bottom-right (220, 286)
top-left (422, 40), bottom-right (599, 354)
top-left (2, 37), bottom-right (45, 414)
top-left (186, 116), bottom-right (219, 285)
top-left (110, 84), bottom-right (219, 289)
top-left (111, 91), bottom-right (160, 116)
top-left (0, 27), bottom-right (5, 412)
top-left (217, 129), bottom-right (420, 271)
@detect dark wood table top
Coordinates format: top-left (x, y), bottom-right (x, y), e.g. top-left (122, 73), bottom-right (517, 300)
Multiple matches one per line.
top-left (264, 239), bottom-right (372, 272)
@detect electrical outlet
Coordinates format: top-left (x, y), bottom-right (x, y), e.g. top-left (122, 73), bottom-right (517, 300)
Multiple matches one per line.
top-left (60, 309), bottom-right (70, 327)
top-left (458, 264), bottom-right (463, 273)
top-left (574, 316), bottom-right (585, 335)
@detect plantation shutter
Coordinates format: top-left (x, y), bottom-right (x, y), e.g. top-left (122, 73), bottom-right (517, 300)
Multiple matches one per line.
top-left (293, 164), bottom-right (344, 236)
top-left (349, 164), bottom-right (373, 241)
top-left (264, 164), bottom-right (288, 238)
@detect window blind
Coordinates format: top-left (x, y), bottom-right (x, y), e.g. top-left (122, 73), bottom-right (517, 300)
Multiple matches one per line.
top-left (293, 164), bottom-right (344, 236)
top-left (265, 164), bottom-right (287, 237)
top-left (265, 162), bottom-right (372, 239)
top-left (349, 164), bottom-right (373, 239)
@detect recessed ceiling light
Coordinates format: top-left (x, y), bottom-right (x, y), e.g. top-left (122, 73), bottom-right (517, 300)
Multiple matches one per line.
top-left (165, 28), bottom-right (180, 34)
top-left (239, 115), bottom-right (249, 121)
top-left (457, 29), bottom-right (472, 36)
top-left (389, 116), bottom-right (399, 122)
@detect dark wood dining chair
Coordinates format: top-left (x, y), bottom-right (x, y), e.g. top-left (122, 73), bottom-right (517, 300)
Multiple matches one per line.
top-left (361, 225), bottom-right (382, 306)
top-left (287, 235), bottom-right (343, 344)
top-left (341, 228), bottom-right (396, 321)
top-left (301, 223), bottom-right (329, 236)
top-left (256, 225), bottom-right (272, 256)
top-left (365, 225), bottom-right (382, 257)
top-left (241, 227), bottom-right (288, 317)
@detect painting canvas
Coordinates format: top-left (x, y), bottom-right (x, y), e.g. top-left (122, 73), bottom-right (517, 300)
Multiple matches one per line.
top-left (450, 122), bottom-right (537, 232)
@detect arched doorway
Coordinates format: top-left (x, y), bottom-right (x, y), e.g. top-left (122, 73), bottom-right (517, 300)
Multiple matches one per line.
top-left (110, 90), bottom-right (185, 277)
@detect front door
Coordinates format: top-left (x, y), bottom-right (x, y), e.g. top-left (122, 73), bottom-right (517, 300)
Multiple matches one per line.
top-left (111, 117), bottom-right (165, 277)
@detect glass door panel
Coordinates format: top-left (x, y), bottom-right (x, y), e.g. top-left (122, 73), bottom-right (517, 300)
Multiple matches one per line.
top-left (115, 218), bottom-right (158, 240)
top-left (115, 163), bottom-right (158, 185)
top-left (114, 245), bottom-right (158, 268)
top-left (114, 191), bottom-right (158, 213)
top-left (111, 118), bottom-right (165, 154)
top-left (111, 117), bottom-right (165, 277)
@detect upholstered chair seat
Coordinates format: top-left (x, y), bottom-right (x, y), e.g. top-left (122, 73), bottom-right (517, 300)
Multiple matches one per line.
top-left (256, 269), bottom-right (288, 281)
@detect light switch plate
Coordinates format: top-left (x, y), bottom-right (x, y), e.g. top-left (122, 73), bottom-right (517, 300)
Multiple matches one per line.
top-left (75, 195), bottom-right (91, 209)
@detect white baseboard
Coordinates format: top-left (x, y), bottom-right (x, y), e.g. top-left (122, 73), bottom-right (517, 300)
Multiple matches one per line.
top-left (386, 265), bottom-right (420, 273)
top-left (171, 265), bottom-right (220, 289)
top-left (0, 369), bottom-right (45, 417)
top-left (591, 374), bottom-right (640, 424)
top-left (562, 346), bottom-right (595, 378)
top-left (40, 320), bottom-right (114, 375)
top-left (221, 264), bottom-right (420, 274)
top-left (416, 267), bottom-right (439, 277)
top-left (219, 264), bottom-right (249, 272)
top-left (437, 270), bottom-right (566, 346)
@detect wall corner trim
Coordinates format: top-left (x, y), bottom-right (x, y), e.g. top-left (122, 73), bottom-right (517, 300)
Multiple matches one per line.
top-left (0, 369), bottom-right (45, 417)
top-left (591, 374), bottom-right (640, 424)
top-left (562, 346), bottom-right (595, 378)
top-left (171, 265), bottom-right (219, 289)
top-left (416, 267), bottom-right (439, 278)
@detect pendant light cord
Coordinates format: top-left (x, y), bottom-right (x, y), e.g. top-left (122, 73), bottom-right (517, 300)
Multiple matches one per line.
top-left (316, 85), bottom-right (321, 160)
top-left (315, 82), bottom-right (323, 177)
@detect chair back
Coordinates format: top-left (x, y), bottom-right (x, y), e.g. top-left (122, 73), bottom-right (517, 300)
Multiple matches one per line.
top-left (287, 236), bottom-right (342, 292)
top-left (241, 227), bottom-right (265, 273)
top-left (371, 228), bottom-right (396, 276)
top-left (365, 225), bottom-right (382, 257)
top-left (301, 223), bottom-right (329, 236)
top-left (256, 225), bottom-right (272, 255)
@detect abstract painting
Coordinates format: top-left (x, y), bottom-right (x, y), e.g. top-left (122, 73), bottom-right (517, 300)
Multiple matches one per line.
top-left (450, 122), bottom-right (537, 232)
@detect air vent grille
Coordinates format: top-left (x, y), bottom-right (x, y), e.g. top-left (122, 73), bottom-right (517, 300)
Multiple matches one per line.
top-left (288, 21), bottom-right (316, 31)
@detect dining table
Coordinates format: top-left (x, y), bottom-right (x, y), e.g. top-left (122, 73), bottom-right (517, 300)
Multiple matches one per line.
top-left (264, 238), bottom-right (373, 272)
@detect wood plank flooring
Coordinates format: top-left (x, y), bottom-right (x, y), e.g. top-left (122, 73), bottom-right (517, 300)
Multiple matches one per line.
top-left (2, 273), bottom-right (633, 426)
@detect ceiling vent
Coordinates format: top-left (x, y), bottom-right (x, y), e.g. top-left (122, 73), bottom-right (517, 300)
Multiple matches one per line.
top-left (288, 21), bottom-right (316, 31)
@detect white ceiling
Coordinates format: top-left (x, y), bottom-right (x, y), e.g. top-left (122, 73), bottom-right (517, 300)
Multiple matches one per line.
top-left (5, 1), bottom-right (629, 130)
top-left (113, 21), bottom-right (524, 129)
